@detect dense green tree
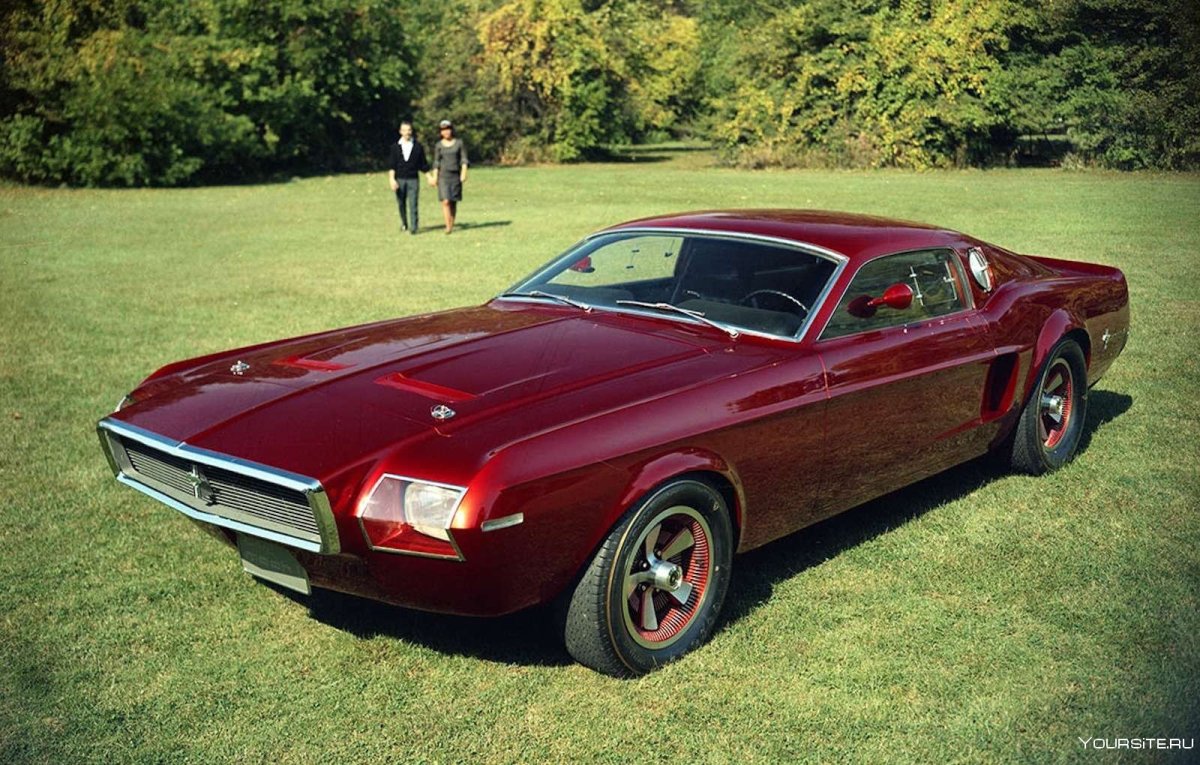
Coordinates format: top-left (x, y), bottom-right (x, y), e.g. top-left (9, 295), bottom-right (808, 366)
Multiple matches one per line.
top-left (473, 0), bottom-right (700, 160)
top-left (712, 0), bottom-right (1198, 169)
top-left (713, 0), bottom-right (1024, 168)
top-left (415, 0), bottom-right (700, 163)
top-left (410, 1), bottom-right (513, 160)
top-left (0, 0), bottom-right (418, 185)
top-left (999, 0), bottom-right (1200, 169)
top-left (2, 0), bottom-right (1196, 181)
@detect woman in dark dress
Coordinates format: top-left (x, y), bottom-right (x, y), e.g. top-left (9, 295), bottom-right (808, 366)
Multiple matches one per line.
top-left (430, 119), bottom-right (469, 234)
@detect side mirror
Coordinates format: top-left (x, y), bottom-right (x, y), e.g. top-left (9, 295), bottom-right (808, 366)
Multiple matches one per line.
top-left (871, 282), bottom-right (914, 310)
top-left (569, 256), bottom-right (595, 273)
top-left (846, 283), bottom-right (914, 318)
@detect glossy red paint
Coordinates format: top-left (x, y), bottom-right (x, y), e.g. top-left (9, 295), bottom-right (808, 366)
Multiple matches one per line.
top-left (100, 210), bottom-right (1130, 618)
top-left (607, 210), bottom-right (960, 266)
top-left (817, 308), bottom-right (995, 516)
top-left (274, 354), bottom-right (349, 372)
top-left (847, 281), bottom-right (915, 319)
top-left (868, 283), bottom-right (915, 310)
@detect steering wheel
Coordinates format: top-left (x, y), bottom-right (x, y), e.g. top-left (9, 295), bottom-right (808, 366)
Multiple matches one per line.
top-left (739, 289), bottom-right (809, 315)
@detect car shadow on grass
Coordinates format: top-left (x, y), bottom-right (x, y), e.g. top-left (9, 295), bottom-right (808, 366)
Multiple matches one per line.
top-left (290, 389), bottom-right (1131, 669)
top-left (718, 389), bottom-right (1132, 629)
top-left (1076, 389), bottom-right (1132, 454)
top-left (294, 587), bottom-right (573, 667)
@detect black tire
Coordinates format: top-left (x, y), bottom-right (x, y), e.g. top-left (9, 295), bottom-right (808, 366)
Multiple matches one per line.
top-left (564, 478), bottom-right (733, 677)
top-left (1009, 338), bottom-right (1088, 475)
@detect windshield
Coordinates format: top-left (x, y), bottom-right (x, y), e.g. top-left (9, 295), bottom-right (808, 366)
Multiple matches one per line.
top-left (503, 231), bottom-right (840, 338)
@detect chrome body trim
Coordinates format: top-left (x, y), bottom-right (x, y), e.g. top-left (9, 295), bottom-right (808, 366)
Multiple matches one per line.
top-left (951, 250), bottom-right (977, 311)
top-left (967, 247), bottom-right (993, 292)
top-left (1102, 327), bottom-right (1125, 351)
top-left (114, 473), bottom-right (327, 552)
top-left (481, 513), bottom-right (524, 532)
top-left (97, 418), bottom-right (340, 554)
top-left (98, 425), bottom-right (122, 476)
top-left (496, 228), bottom-right (851, 345)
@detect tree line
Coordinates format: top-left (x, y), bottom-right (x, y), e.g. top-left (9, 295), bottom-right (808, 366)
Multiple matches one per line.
top-left (1, 0), bottom-right (1195, 186)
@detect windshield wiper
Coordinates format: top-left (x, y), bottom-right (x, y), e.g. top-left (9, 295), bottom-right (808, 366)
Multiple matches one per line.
top-left (615, 300), bottom-right (739, 339)
top-left (499, 290), bottom-right (592, 312)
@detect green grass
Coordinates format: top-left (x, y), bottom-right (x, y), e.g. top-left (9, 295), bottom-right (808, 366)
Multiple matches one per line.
top-left (2, 155), bottom-right (1198, 764)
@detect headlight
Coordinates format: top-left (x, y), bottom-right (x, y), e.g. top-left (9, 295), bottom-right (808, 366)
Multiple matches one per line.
top-left (402, 482), bottom-right (461, 540)
top-left (358, 475), bottom-right (466, 560)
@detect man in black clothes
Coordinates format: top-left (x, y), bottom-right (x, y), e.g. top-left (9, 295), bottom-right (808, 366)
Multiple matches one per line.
top-left (388, 119), bottom-right (430, 235)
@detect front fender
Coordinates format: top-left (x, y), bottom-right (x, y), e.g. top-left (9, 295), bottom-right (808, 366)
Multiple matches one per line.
top-left (608, 448), bottom-right (745, 539)
top-left (465, 447), bottom-right (745, 612)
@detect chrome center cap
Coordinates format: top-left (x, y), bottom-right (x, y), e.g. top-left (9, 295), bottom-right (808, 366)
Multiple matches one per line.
top-left (1041, 393), bottom-right (1064, 421)
top-left (651, 561), bottom-right (684, 591)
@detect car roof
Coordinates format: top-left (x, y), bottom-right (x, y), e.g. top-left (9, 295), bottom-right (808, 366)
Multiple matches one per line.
top-left (601, 209), bottom-right (970, 265)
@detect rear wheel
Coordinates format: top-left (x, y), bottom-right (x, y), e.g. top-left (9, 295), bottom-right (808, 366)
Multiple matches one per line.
top-left (564, 479), bottom-right (733, 677)
top-left (1009, 338), bottom-right (1087, 474)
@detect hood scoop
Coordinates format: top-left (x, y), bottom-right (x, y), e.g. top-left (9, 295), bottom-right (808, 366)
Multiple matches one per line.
top-left (375, 372), bottom-right (475, 403)
top-left (274, 354), bottom-right (349, 373)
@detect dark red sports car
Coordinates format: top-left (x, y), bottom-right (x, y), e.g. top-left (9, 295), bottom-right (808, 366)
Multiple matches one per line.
top-left (98, 210), bottom-right (1129, 675)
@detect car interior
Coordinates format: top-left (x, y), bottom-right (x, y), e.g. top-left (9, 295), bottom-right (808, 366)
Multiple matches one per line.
top-left (533, 235), bottom-right (838, 337)
top-left (820, 248), bottom-right (968, 339)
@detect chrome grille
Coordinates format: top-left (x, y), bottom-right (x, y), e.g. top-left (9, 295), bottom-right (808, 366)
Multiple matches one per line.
top-left (118, 436), bottom-right (322, 542)
top-left (122, 443), bottom-right (196, 495)
top-left (204, 468), bottom-right (319, 534)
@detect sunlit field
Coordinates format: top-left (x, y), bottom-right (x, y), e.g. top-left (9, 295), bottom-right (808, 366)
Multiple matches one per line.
top-left (2, 155), bottom-right (1197, 763)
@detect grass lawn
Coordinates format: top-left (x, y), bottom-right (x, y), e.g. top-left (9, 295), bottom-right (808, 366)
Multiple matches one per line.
top-left (1, 155), bottom-right (1198, 763)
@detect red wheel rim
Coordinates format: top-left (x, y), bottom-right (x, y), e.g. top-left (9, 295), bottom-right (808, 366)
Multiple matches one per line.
top-left (620, 506), bottom-right (712, 649)
top-left (1038, 358), bottom-right (1074, 449)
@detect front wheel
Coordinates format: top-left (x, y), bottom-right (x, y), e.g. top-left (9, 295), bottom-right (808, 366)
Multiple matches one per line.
top-left (564, 479), bottom-right (733, 677)
top-left (1008, 338), bottom-right (1088, 474)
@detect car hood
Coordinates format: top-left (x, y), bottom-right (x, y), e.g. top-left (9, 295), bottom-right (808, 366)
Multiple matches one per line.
top-left (115, 303), bottom-right (767, 483)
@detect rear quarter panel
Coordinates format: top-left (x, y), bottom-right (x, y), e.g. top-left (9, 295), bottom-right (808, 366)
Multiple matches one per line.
top-left (1024, 255), bottom-right (1130, 385)
top-left (970, 248), bottom-right (1129, 447)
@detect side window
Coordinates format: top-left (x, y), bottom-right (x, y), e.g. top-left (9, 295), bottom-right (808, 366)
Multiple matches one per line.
top-left (820, 249), bottom-right (968, 340)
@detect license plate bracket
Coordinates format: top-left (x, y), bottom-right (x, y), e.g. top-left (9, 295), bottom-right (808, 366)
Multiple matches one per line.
top-left (237, 533), bottom-right (311, 595)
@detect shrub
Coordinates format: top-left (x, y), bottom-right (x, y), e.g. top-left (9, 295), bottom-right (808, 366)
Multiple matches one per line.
top-left (0, 0), bottom-right (418, 186)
